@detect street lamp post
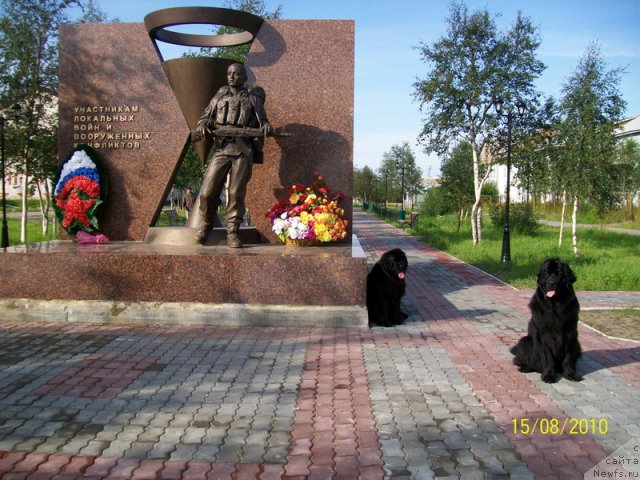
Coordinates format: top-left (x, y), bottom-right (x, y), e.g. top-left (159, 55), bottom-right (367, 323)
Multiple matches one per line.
top-left (493, 98), bottom-right (525, 263)
top-left (374, 182), bottom-right (378, 212)
top-left (396, 162), bottom-right (405, 219)
top-left (384, 171), bottom-right (388, 218)
top-left (1, 103), bottom-right (22, 249)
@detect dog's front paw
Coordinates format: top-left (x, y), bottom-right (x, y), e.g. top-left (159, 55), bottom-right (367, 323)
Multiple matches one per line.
top-left (564, 372), bottom-right (583, 382)
top-left (541, 372), bottom-right (557, 383)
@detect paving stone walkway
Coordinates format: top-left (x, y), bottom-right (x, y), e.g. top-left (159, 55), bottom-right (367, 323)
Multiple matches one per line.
top-left (0, 210), bottom-right (638, 479)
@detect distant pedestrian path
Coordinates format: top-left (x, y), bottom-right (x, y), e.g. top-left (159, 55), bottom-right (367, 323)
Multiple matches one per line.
top-left (538, 220), bottom-right (640, 236)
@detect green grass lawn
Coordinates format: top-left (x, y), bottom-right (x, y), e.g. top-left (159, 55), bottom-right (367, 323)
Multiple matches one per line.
top-left (407, 214), bottom-right (640, 291)
top-left (3, 217), bottom-right (58, 245)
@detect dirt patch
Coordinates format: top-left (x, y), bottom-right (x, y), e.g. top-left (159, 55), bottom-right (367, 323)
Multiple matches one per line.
top-left (580, 309), bottom-right (640, 341)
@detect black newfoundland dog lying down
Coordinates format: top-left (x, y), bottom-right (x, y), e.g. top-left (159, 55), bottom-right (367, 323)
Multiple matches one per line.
top-left (511, 258), bottom-right (583, 383)
top-left (366, 248), bottom-right (408, 327)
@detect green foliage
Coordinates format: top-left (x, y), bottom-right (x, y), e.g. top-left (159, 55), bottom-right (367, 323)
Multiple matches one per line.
top-left (488, 202), bottom-right (540, 235)
top-left (413, 1), bottom-right (545, 243)
top-left (0, 0), bottom-right (71, 178)
top-left (353, 165), bottom-right (378, 204)
top-left (186, 0), bottom-right (283, 62)
top-left (481, 182), bottom-right (499, 200)
top-left (439, 141), bottom-right (474, 208)
top-left (419, 186), bottom-right (453, 217)
top-left (174, 143), bottom-right (205, 191)
top-left (379, 142), bottom-right (423, 204)
top-left (413, 1), bottom-right (544, 157)
top-left (511, 96), bottom-right (559, 201)
top-left (75, 0), bottom-right (119, 23)
top-left (1, 0), bottom-right (112, 244)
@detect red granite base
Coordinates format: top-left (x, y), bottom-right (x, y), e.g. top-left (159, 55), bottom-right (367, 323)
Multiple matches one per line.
top-left (0, 237), bottom-right (366, 307)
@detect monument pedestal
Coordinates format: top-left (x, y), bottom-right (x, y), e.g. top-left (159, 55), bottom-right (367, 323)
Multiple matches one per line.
top-left (0, 237), bottom-right (367, 328)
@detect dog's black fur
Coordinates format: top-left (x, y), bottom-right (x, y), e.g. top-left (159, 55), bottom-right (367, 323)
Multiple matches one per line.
top-left (511, 258), bottom-right (583, 383)
top-left (366, 248), bottom-right (409, 327)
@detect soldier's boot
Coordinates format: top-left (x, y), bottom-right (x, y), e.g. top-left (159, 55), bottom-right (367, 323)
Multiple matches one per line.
top-left (227, 224), bottom-right (242, 248)
top-left (194, 222), bottom-right (212, 245)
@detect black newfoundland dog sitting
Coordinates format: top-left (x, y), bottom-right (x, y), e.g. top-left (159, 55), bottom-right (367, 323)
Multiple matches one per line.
top-left (511, 258), bottom-right (583, 383)
top-left (366, 248), bottom-right (408, 327)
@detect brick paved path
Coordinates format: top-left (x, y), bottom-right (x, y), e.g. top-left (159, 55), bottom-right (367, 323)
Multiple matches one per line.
top-left (0, 210), bottom-right (638, 479)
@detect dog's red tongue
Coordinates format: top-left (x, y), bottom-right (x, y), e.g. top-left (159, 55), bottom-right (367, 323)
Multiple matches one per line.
top-left (398, 272), bottom-right (405, 280)
top-left (546, 290), bottom-right (556, 298)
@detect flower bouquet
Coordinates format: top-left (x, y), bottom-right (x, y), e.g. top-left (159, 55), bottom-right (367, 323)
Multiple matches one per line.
top-left (266, 174), bottom-right (348, 246)
top-left (53, 144), bottom-right (108, 238)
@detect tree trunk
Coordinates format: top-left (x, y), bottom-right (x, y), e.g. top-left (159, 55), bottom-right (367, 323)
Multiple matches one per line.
top-left (471, 145), bottom-right (481, 245)
top-left (20, 173), bottom-right (28, 243)
top-left (572, 194), bottom-right (579, 257)
top-left (469, 136), bottom-right (493, 245)
top-left (558, 189), bottom-right (567, 246)
top-left (477, 203), bottom-right (482, 243)
top-left (471, 200), bottom-right (481, 245)
top-left (36, 179), bottom-right (50, 236)
top-left (627, 192), bottom-right (635, 221)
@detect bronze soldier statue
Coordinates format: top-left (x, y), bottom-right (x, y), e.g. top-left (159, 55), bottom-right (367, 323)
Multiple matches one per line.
top-left (194, 63), bottom-right (273, 248)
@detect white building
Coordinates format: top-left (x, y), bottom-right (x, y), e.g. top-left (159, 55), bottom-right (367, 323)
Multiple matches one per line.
top-left (489, 114), bottom-right (639, 204)
top-left (3, 172), bottom-right (23, 200)
top-left (616, 114), bottom-right (640, 142)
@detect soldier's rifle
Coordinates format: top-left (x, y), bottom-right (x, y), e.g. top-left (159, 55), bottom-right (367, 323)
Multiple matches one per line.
top-left (191, 126), bottom-right (292, 143)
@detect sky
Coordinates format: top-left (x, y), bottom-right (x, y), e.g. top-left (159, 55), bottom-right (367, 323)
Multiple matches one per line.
top-left (71, 0), bottom-right (640, 178)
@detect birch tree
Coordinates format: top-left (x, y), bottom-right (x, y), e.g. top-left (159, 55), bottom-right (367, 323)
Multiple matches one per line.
top-left (414, 1), bottom-right (544, 244)
top-left (556, 42), bottom-right (626, 256)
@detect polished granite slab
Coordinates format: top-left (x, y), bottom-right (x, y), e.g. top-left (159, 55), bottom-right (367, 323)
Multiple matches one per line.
top-left (0, 235), bottom-right (366, 308)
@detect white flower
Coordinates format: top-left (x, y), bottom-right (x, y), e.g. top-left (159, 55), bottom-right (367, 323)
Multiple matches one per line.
top-left (55, 150), bottom-right (99, 195)
top-left (58, 150), bottom-right (97, 180)
top-left (285, 217), bottom-right (309, 239)
top-left (272, 218), bottom-right (286, 235)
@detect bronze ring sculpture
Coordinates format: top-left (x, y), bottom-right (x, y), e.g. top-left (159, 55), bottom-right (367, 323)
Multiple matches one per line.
top-left (144, 7), bottom-right (264, 48)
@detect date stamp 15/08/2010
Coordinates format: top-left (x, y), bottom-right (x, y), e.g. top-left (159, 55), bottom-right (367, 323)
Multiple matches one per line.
top-left (512, 417), bottom-right (609, 436)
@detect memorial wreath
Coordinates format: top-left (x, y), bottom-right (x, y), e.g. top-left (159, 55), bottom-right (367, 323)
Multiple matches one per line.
top-left (54, 144), bottom-right (108, 238)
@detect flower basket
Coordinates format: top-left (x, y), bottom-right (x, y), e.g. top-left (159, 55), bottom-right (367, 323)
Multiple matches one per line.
top-left (285, 238), bottom-right (321, 247)
top-left (266, 174), bottom-right (348, 245)
top-left (53, 144), bottom-right (108, 236)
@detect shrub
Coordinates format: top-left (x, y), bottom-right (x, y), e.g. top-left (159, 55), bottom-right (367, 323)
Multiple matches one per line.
top-left (489, 202), bottom-right (539, 235)
top-left (420, 186), bottom-right (454, 216)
